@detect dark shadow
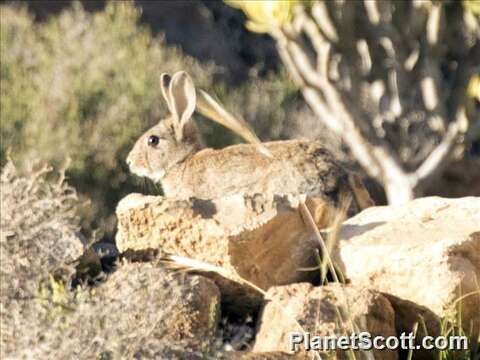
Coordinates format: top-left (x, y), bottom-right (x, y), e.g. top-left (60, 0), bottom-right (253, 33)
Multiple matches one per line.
top-left (192, 198), bottom-right (218, 218)
top-left (382, 293), bottom-right (443, 360)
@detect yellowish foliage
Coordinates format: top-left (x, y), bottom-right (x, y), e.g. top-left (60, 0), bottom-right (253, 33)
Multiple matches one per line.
top-left (467, 75), bottom-right (480, 102)
top-left (464, 0), bottom-right (480, 16)
top-left (225, 0), bottom-right (299, 33)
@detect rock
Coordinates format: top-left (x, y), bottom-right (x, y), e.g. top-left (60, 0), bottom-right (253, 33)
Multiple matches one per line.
top-left (98, 262), bottom-right (221, 354)
top-left (116, 193), bottom-right (334, 309)
top-left (73, 248), bottom-right (103, 281)
top-left (229, 351), bottom-right (303, 359)
top-left (385, 296), bottom-right (443, 360)
top-left (334, 197), bottom-right (480, 339)
top-left (92, 241), bottom-right (119, 260)
top-left (253, 283), bottom-right (397, 360)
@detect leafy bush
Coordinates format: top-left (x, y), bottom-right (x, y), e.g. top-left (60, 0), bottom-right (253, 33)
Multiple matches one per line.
top-left (0, 2), bottom-right (217, 234)
top-left (0, 1), bottom-right (322, 237)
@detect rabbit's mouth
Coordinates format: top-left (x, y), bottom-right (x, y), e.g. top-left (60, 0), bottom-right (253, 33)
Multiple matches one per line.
top-left (129, 165), bottom-right (165, 184)
top-left (150, 169), bottom-right (166, 183)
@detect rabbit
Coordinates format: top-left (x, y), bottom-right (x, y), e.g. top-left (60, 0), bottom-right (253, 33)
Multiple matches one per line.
top-left (126, 71), bottom-right (373, 212)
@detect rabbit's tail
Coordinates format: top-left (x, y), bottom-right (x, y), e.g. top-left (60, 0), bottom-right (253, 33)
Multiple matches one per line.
top-left (347, 174), bottom-right (375, 211)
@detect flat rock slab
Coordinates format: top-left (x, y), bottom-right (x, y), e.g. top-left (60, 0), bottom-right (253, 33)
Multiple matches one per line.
top-left (116, 193), bottom-right (334, 309)
top-left (253, 283), bottom-right (397, 360)
top-left (334, 196), bottom-right (480, 338)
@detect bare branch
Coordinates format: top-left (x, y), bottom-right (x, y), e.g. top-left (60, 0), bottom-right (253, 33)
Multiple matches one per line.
top-left (300, 87), bottom-right (347, 134)
top-left (276, 39), bottom-right (305, 87)
top-left (279, 33), bottom-right (395, 182)
top-left (364, 0), bottom-right (380, 25)
top-left (412, 107), bottom-right (468, 187)
top-left (421, 75), bottom-right (438, 112)
top-left (426, 3), bottom-right (442, 46)
top-left (377, 37), bottom-right (402, 118)
top-left (356, 39), bottom-right (372, 75)
top-left (269, 1), bottom-right (475, 204)
top-left (311, 1), bottom-right (338, 43)
top-left (404, 46), bottom-right (420, 71)
top-left (297, 9), bottom-right (331, 75)
top-left (387, 68), bottom-right (402, 118)
top-left (421, 4), bottom-right (448, 127)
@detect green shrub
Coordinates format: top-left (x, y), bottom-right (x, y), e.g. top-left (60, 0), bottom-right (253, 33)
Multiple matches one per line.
top-left (0, 2), bottom-right (217, 235)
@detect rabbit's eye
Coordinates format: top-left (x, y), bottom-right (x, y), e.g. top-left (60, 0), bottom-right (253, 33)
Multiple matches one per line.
top-left (147, 135), bottom-right (160, 147)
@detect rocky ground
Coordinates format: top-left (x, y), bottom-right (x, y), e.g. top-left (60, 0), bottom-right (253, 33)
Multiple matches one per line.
top-left (2, 162), bottom-right (479, 359)
top-left (115, 192), bottom-right (480, 359)
top-left (2, 1), bottom-right (479, 358)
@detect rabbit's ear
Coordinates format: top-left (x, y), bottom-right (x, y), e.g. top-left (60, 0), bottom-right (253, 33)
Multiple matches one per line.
top-left (169, 71), bottom-right (196, 141)
top-left (197, 90), bottom-right (272, 158)
top-left (160, 73), bottom-right (174, 116)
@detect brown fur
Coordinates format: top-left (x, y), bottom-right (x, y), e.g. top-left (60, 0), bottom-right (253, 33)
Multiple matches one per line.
top-left (164, 140), bottom-right (344, 201)
top-left (126, 71), bottom-right (374, 213)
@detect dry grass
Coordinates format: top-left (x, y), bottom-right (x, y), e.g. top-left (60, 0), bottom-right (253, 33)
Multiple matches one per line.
top-left (0, 162), bottom-right (222, 359)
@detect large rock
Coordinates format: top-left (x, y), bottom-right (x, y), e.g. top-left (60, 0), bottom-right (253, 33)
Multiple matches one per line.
top-left (253, 283), bottom-right (398, 360)
top-left (230, 351), bottom-right (303, 359)
top-left (334, 197), bottom-right (480, 339)
top-left (99, 262), bottom-right (221, 355)
top-left (116, 193), bottom-right (334, 309)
